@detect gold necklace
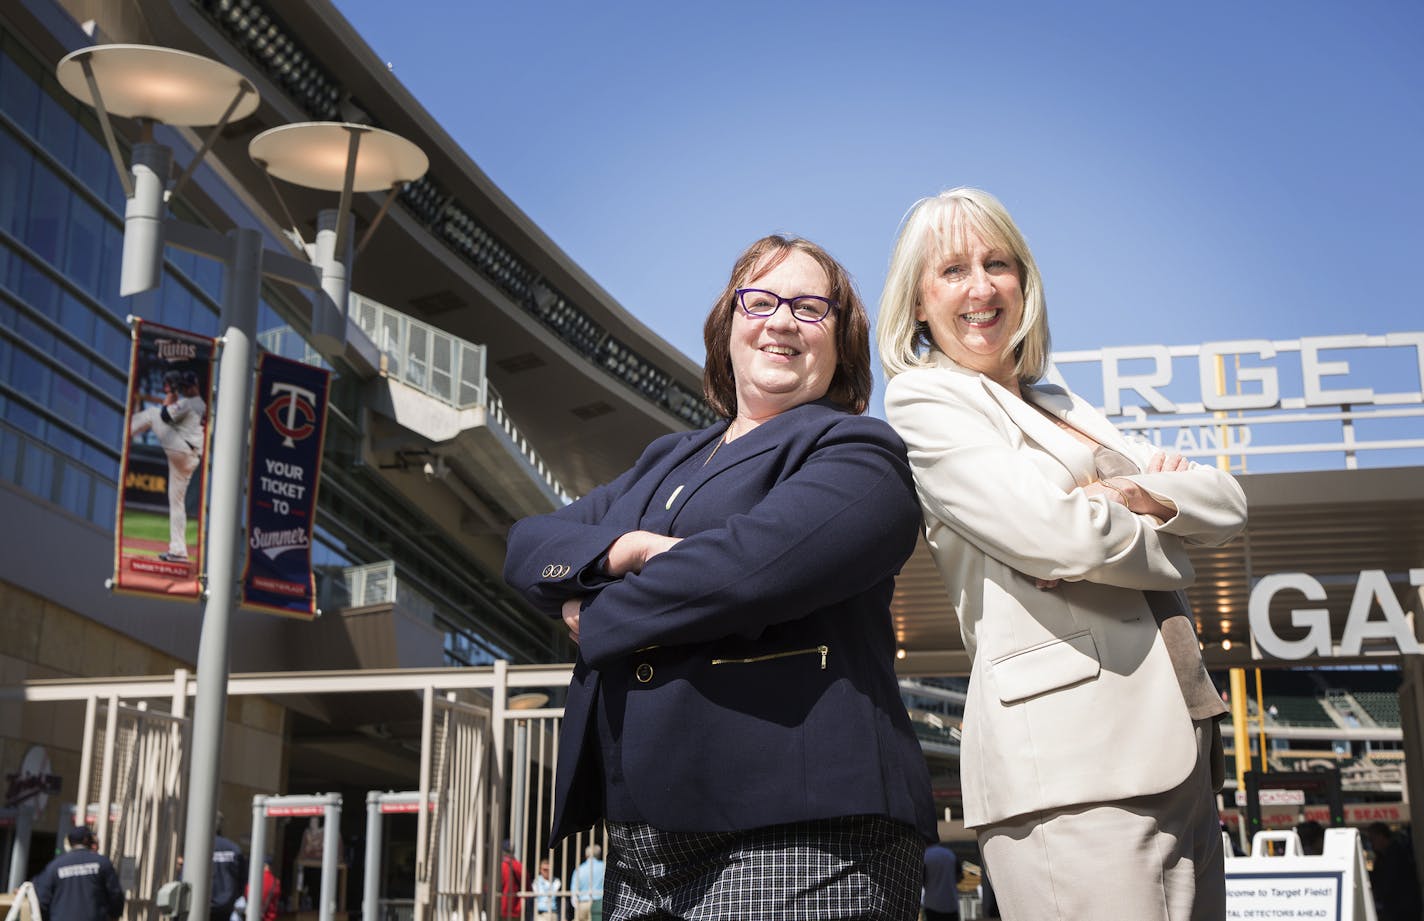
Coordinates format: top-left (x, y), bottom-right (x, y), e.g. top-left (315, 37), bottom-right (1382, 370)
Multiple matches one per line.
top-left (702, 434), bottom-right (727, 467)
top-left (665, 434), bottom-right (728, 510)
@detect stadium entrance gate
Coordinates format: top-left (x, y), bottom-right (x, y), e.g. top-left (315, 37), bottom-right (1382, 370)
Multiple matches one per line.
top-left (73, 671), bottom-right (191, 921)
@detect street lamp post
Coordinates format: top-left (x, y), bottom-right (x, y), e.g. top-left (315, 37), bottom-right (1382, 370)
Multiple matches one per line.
top-left (56, 43), bottom-right (425, 919)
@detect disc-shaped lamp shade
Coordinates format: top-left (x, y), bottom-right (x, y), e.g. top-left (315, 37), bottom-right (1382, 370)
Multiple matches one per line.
top-left (56, 44), bottom-right (259, 126)
top-left (508, 693), bottom-right (550, 711)
top-left (249, 122), bottom-right (428, 192)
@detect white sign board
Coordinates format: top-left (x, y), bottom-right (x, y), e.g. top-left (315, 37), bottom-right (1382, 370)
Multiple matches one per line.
top-left (1235, 788), bottom-right (1307, 807)
top-left (1225, 829), bottom-right (1377, 921)
top-left (1226, 872), bottom-right (1341, 918)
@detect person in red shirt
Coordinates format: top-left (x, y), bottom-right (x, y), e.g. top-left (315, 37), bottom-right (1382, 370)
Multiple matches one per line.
top-left (498, 840), bottom-right (524, 920)
top-left (242, 858), bottom-right (281, 921)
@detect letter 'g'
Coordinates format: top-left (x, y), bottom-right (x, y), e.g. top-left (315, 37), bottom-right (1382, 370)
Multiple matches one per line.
top-left (1250, 573), bottom-right (1331, 659)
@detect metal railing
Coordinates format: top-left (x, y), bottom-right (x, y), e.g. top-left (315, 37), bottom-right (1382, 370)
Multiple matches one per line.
top-left (349, 293), bottom-right (572, 504)
top-left (484, 386), bottom-right (572, 505)
top-left (350, 293), bottom-right (486, 409)
top-left (342, 560), bottom-right (437, 626)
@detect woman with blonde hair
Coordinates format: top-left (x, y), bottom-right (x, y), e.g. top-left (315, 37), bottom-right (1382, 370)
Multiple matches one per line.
top-left (879, 188), bottom-right (1247, 920)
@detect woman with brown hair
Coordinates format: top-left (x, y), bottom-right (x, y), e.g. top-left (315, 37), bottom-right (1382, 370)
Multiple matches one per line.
top-left (505, 234), bottom-right (934, 920)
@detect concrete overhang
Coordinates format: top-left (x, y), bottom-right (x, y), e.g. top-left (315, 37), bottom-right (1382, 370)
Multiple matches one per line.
top-left (893, 466), bottom-right (1424, 677)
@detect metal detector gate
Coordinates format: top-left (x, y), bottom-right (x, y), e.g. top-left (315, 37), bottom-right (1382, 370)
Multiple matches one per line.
top-left (1241, 768), bottom-right (1345, 843)
top-left (362, 791), bottom-right (432, 921)
top-left (247, 794), bottom-right (342, 921)
top-left (76, 689), bottom-right (190, 920)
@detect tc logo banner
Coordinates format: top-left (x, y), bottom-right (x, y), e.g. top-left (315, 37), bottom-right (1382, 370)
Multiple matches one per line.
top-left (242, 352), bottom-right (331, 618)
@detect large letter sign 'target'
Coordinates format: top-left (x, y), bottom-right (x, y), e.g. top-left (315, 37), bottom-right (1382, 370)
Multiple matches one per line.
top-left (1249, 569), bottom-right (1424, 659)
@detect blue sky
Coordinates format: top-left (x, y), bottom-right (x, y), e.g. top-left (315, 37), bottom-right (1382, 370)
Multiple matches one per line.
top-left (331, 0), bottom-right (1423, 435)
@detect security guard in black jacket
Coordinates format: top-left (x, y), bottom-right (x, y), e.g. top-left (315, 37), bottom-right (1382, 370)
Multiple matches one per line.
top-left (32, 826), bottom-right (125, 921)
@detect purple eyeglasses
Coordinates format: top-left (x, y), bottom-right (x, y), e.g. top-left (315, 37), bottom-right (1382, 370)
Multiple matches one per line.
top-left (735, 288), bottom-right (837, 323)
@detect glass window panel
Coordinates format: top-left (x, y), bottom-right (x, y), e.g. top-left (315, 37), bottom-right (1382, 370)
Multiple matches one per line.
top-left (97, 223), bottom-right (125, 316)
top-left (18, 440), bottom-right (53, 499)
top-left (92, 479), bottom-right (116, 529)
top-left (52, 374), bottom-right (85, 428)
top-left (86, 398), bottom-right (121, 449)
top-left (0, 129), bottom-right (33, 235)
top-left (9, 347), bottom-right (49, 404)
top-left (96, 320), bottom-right (130, 371)
top-left (193, 256), bottom-right (222, 300)
top-left (431, 368), bottom-right (452, 402)
top-left (72, 115), bottom-right (112, 198)
top-left (16, 260), bottom-right (60, 318)
top-left (36, 90), bottom-right (75, 165)
top-left (168, 248), bottom-right (198, 281)
top-left (25, 163), bottom-right (69, 266)
top-left (58, 292), bottom-right (95, 346)
top-left (16, 312), bottom-right (54, 353)
top-left (64, 195), bottom-right (105, 294)
top-left (0, 337), bottom-right (9, 379)
top-left (0, 424), bottom-right (18, 483)
top-left (58, 461), bottom-right (91, 519)
top-left (54, 338), bottom-right (89, 380)
top-left (83, 442), bottom-right (119, 477)
top-left (48, 423), bottom-right (80, 458)
top-left (160, 279), bottom-right (193, 331)
top-left (188, 306), bottom-right (217, 338)
top-left (5, 398), bottom-right (44, 438)
top-left (432, 335), bottom-right (453, 374)
top-left (406, 325), bottom-right (429, 388)
top-left (0, 47), bottom-right (42, 135)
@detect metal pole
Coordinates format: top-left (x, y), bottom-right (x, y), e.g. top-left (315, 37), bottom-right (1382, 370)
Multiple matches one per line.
top-left (487, 660), bottom-right (508, 921)
top-left (320, 799), bottom-right (341, 921)
top-left (414, 686), bottom-right (434, 921)
top-left (1230, 667), bottom-right (1252, 853)
top-left (510, 721), bottom-right (526, 862)
top-left (7, 809), bottom-right (32, 892)
top-left (363, 792), bottom-right (382, 921)
top-left (75, 696), bottom-right (97, 834)
top-left (309, 209), bottom-right (352, 354)
top-left (97, 695), bottom-right (119, 852)
top-left (180, 226), bottom-right (262, 920)
top-left (245, 797), bottom-right (267, 921)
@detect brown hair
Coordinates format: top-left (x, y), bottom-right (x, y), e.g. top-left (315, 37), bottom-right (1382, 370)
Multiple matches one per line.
top-left (702, 235), bottom-right (872, 418)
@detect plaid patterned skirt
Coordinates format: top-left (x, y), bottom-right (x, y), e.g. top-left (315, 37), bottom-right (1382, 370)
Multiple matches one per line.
top-left (602, 815), bottom-right (923, 921)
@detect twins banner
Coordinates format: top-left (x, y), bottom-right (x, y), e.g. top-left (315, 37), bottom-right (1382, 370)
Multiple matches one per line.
top-left (114, 319), bottom-right (217, 599)
top-left (241, 353), bottom-right (331, 618)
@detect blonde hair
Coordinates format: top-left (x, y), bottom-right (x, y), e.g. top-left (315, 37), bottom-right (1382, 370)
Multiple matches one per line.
top-left (877, 187), bottom-right (1050, 381)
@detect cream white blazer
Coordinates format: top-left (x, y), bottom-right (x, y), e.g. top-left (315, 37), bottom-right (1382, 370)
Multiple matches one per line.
top-left (885, 351), bottom-right (1247, 828)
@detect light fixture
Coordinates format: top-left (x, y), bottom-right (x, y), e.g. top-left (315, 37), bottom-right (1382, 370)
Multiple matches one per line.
top-left (56, 44), bottom-right (258, 295)
top-left (508, 692), bottom-right (550, 711)
top-left (56, 43), bottom-right (426, 921)
top-left (250, 121), bottom-right (427, 351)
top-left (1222, 638), bottom-right (1234, 651)
top-left (896, 648), bottom-right (907, 660)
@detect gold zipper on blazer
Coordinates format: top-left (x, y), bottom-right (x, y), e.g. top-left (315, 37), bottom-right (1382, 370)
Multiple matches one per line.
top-left (711, 645), bottom-right (828, 669)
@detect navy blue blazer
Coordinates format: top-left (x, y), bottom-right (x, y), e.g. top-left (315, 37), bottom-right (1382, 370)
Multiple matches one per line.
top-left (504, 398), bottom-right (936, 842)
